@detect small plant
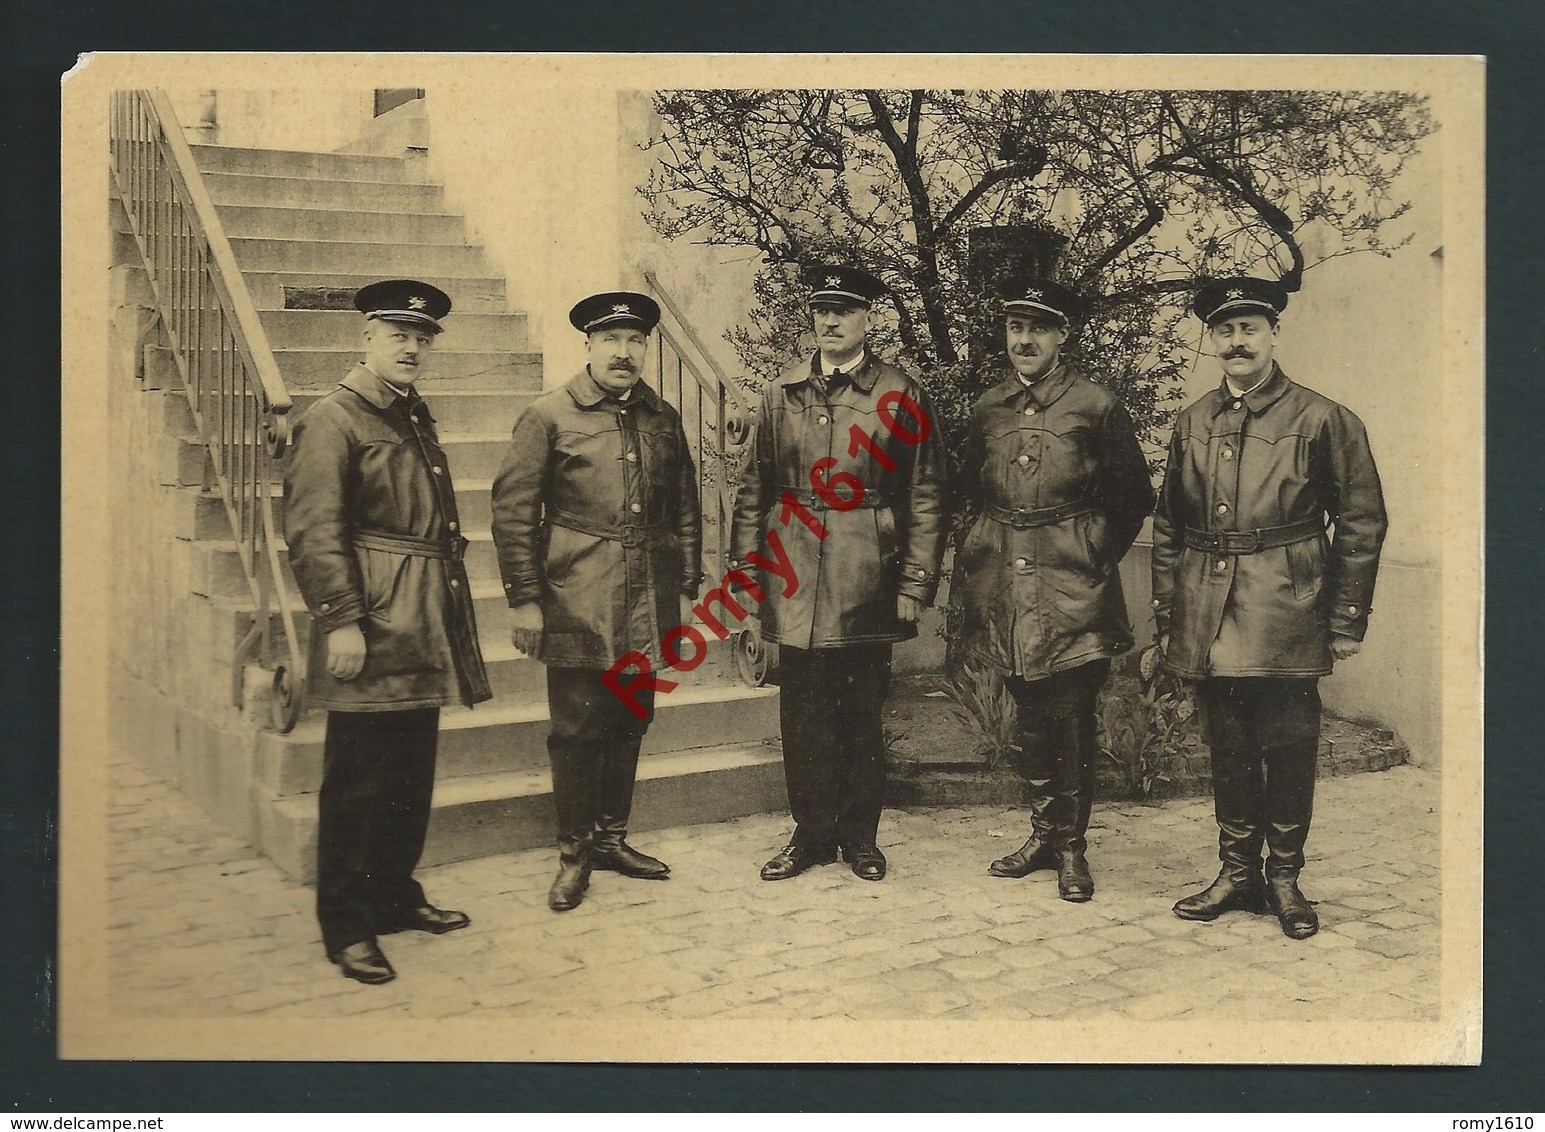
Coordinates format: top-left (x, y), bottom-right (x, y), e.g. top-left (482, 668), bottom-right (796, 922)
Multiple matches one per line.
top-left (942, 658), bottom-right (1020, 769)
top-left (1097, 645), bottom-right (1198, 800)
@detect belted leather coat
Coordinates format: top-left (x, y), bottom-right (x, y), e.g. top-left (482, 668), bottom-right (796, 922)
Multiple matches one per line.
top-left (955, 364), bottom-right (1154, 679)
top-left (1152, 365), bottom-right (1388, 680)
top-left (285, 364), bottom-right (492, 711)
top-left (730, 349), bottom-right (949, 650)
top-left (491, 369), bottom-right (702, 669)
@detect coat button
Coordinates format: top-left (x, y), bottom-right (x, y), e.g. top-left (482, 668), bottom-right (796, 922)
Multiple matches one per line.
top-left (625, 451), bottom-right (638, 463)
top-left (1231, 400), bottom-right (1242, 411)
top-left (1016, 454), bottom-right (1030, 466)
top-left (817, 415), bottom-right (829, 425)
top-left (1151, 598), bottom-right (1161, 608)
top-left (449, 578), bottom-right (460, 589)
top-left (1015, 557), bottom-right (1028, 567)
top-left (448, 521), bottom-right (458, 532)
top-left (1222, 448), bottom-right (1234, 460)
top-left (504, 582), bottom-right (512, 589)
top-left (630, 502), bottom-right (642, 513)
top-left (320, 602), bottom-right (331, 612)
top-left (1024, 407), bottom-right (1037, 416)
top-left (431, 465), bottom-right (443, 475)
top-left (1215, 502), bottom-right (1229, 515)
top-left (1214, 559), bottom-right (1228, 573)
top-left (1347, 605), bottom-right (1359, 615)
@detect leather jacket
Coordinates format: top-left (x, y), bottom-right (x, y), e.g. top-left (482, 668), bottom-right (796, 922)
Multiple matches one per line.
top-left (1152, 364), bottom-right (1388, 679)
top-left (730, 349), bottom-right (949, 649)
top-left (490, 369), bottom-right (702, 669)
top-left (285, 364), bottom-right (491, 711)
top-left (956, 364), bottom-right (1154, 679)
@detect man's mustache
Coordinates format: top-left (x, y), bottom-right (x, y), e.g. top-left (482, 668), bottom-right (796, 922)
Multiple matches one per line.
top-left (1223, 350), bottom-right (1255, 360)
top-left (608, 360), bottom-right (636, 371)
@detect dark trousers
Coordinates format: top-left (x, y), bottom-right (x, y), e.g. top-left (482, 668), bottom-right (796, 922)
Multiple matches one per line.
top-left (778, 643), bottom-right (892, 851)
top-left (546, 666), bottom-right (655, 845)
top-left (1196, 677), bottom-right (1321, 877)
top-left (316, 707), bottom-right (439, 955)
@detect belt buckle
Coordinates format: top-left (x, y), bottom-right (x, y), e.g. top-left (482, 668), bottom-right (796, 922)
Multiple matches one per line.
top-left (619, 523), bottom-right (641, 548)
top-left (1242, 530), bottom-right (1263, 554)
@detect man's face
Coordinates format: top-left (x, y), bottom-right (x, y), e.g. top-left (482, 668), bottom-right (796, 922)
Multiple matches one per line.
top-left (1208, 313), bottom-right (1278, 386)
top-left (1006, 314), bottom-right (1069, 382)
top-left (586, 326), bottom-right (649, 394)
top-left (811, 301), bottom-right (872, 366)
top-left (363, 320), bottom-right (436, 386)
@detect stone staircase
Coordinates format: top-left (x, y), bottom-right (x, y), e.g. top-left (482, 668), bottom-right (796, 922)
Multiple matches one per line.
top-left (115, 141), bottom-right (784, 883)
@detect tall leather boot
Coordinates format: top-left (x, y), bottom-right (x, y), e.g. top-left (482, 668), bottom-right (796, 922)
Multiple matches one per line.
top-left (1264, 738), bottom-right (1320, 939)
top-left (592, 742), bottom-right (669, 879)
top-left (547, 833), bottom-right (592, 912)
top-left (1174, 745), bottom-right (1271, 920)
top-left (989, 715), bottom-right (1058, 877)
top-left (1051, 712), bottom-right (1096, 902)
top-left (547, 736), bottom-right (597, 912)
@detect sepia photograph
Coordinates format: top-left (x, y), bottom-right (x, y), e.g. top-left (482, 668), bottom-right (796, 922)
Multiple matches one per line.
top-left (58, 53), bottom-right (1483, 1063)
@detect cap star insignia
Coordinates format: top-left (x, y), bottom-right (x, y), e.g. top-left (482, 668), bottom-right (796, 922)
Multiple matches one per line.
top-left (612, 303), bottom-right (631, 314)
top-left (826, 275), bottom-right (842, 288)
top-left (1026, 288), bottom-right (1043, 300)
top-left (408, 295), bottom-right (428, 309)
top-left (1225, 288), bottom-right (1244, 300)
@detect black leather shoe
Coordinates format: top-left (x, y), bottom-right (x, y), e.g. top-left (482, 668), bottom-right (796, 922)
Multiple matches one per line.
top-left (592, 840), bottom-right (670, 879)
top-left (548, 860), bottom-right (591, 912)
top-left (378, 904), bottom-right (471, 935)
top-left (1267, 874), bottom-right (1320, 939)
top-left (329, 940), bottom-right (395, 985)
top-left (1173, 869), bottom-right (1272, 921)
top-left (760, 843), bottom-right (837, 881)
top-left (1055, 846), bottom-right (1094, 902)
top-left (989, 836), bottom-right (1057, 878)
top-left (843, 843), bottom-right (887, 881)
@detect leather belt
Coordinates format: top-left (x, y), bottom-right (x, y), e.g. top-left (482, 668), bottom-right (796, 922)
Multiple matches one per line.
top-left (549, 507), bottom-right (669, 549)
top-left (1182, 517), bottom-right (1325, 554)
top-left (354, 529), bottom-right (466, 560)
top-left (775, 485), bottom-right (891, 511)
top-left (985, 497), bottom-right (1098, 529)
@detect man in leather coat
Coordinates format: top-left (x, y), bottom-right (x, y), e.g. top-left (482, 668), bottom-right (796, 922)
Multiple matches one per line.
top-left (1153, 276), bottom-right (1388, 939)
top-left (957, 276), bottom-right (1153, 901)
top-left (732, 264), bottom-right (949, 883)
top-left (286, 280), bottom-right (491, 985)
top-left (491, 291), bottom-right (701, 912)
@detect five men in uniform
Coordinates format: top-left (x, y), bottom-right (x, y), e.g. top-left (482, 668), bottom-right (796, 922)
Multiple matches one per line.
top-left (287, 266), bottom-right (1386, 978)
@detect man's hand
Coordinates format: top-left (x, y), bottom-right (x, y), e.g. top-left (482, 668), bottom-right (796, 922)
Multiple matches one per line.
top-left (680, 593), bottom-right (697, 628)
top-left (510, 603), bottom-right (544, 656)
top-left (1330, 636), bottom-right (1361, 661)
top-left (897, 594), bottom-right (924, 624)
top-left (327, 623), bottom-right (368, 681)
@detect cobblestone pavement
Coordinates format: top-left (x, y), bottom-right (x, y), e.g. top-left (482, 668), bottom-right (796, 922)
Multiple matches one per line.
top-left (107, 751), bottom-right (1440, 1023)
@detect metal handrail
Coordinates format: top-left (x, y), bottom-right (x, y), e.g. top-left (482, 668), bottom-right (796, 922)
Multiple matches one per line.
top-left (641, 271), bottom-right (756, 587)
top-left (109, 89), bottom-right (306, 732)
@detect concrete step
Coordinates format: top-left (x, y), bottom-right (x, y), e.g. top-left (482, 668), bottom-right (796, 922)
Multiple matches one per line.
top-left (204, 171), bottom-right (446, 212)
top-left (271, 348), bottom-right (541, 391)
top-left (228, 237), bottom-right (493, 277)
top-left (190, 144), bottom-right (409, 182)
top-left (190, 525), bottom-right (505, 598)
top-left (260, 308), bottom-right (530, 353)
top-left (244, 271), bottom-right (509, 313)
top-left (215, 204), bottom-right (469, 245)
top-left (255, 682), bottom-right (781, 797)
top-left (181, 473), bottom-right (511, 541)
top-left (165, 424), bottom-right (513, 492)
top-left (258, 741), bottom-right (788, 883)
